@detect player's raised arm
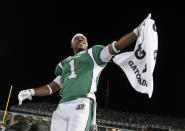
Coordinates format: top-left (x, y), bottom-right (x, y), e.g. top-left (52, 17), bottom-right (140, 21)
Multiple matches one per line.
top-left (18, 76), bottom-right (62, 105)
top-left (106, 14), bottom-right (151, 55)
top-left (99, 31), bottom-right (138, 62)
top-left (108, 31), bottom-right (138, 55)
top-left (100, 14), bottom-right (150, 62)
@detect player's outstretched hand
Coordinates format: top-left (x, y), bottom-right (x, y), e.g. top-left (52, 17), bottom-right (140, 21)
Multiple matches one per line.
top-left (18, 89), bottom-right (35, 105)
top-left (133, 13), bottom-right (151, 36)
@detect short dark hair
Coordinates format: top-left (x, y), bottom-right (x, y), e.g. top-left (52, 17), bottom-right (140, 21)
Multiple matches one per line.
top-left (13, 115), bottom-right (25, 123)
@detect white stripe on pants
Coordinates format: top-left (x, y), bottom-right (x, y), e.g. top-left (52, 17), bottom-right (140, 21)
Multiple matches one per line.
top-left (51, 98), bottom-right (92, 131)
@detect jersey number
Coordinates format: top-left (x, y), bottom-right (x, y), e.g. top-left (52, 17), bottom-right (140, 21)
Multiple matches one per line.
top-left (68, 59), bottom-right (77, 79)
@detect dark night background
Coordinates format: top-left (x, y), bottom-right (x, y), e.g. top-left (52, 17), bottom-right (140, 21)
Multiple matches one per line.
top-left (1, 2), bottom-right (184, 119)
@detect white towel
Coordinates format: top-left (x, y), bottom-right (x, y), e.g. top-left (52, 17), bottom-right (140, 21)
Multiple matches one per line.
top-left (113, 17), bottom-right (158, 98)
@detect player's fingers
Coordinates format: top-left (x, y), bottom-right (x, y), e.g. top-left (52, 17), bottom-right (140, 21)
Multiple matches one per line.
top-left (19, 99), bottom-right (22, 105)
top-left (18, 93), bottom-right (26, 105)
top-left (28, 95), bottom-right (32, 100)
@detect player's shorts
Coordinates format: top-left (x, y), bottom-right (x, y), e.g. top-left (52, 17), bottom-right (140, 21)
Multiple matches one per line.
top-left (51, 98), bottom-right (93, 131)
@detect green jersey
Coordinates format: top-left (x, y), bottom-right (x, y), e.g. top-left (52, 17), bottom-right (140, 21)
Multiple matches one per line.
top-left (55, 45), bottom-right (108, 103)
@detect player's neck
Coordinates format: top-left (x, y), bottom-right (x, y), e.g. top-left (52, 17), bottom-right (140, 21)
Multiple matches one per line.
top-left (73, 49), bottom-right (85, 55)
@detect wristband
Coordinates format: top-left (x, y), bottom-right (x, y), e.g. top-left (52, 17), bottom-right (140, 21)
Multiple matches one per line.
top-left (47, 85), bottom-right (52, 95)
top-left (112, 41), bottom-right (120, 53)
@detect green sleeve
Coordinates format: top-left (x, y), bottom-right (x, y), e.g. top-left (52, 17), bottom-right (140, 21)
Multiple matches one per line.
top-left (55, 62), bottom-right (63, 76)
top-left (92, 45), bottom-right (107, 67)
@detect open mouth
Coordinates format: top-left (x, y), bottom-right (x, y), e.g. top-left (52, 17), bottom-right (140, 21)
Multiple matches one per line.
top-left (79, 42), bottom-right (85, 45)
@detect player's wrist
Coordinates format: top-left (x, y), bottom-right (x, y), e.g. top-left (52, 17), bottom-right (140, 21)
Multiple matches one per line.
top-left (28, 89), bottom-right (35, 96)
top-left (47, 85), bottom-right (52, 95)
top-left (112, 41), bottom-right (120, 53)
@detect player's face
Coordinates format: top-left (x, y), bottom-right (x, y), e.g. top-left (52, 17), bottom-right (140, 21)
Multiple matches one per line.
top-left (72, 35), bottom-right (88, 50)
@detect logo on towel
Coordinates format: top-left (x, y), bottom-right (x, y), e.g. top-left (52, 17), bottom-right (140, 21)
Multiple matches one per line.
top-left (135, 44), bottom-right (146, 59)
top-left (154, 50), bottom-right (158, 60)
top-left (153, 23), bottom-right (157, 32)
top-left (142, 64), bottom-right (147, 73)
top-left (128, 61), bottom-right (147, 87)
top-left (76, 104), bottom-right (85, 110)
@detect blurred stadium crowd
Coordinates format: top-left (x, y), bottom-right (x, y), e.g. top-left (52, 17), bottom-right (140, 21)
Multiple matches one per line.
top-left (0, 102), bottom-right (184, 131)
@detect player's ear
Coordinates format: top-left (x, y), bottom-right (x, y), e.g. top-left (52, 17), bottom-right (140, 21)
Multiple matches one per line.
top-left (71, 42), bottom-right (74, 49)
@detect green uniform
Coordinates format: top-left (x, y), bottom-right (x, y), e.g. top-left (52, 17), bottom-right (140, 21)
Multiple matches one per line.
top-left (55, 45), bottom-right (108, 103)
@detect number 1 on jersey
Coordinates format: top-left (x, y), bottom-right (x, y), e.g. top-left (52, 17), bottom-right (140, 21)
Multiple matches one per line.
top-left (68, 59), bottom-right (77, 79)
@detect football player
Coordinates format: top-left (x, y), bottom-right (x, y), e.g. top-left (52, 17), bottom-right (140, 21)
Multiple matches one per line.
top-left (18, 14), bottom-right (149, 131)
